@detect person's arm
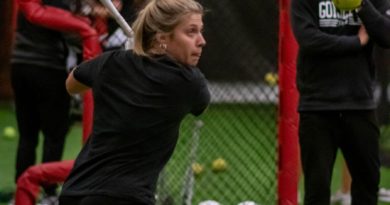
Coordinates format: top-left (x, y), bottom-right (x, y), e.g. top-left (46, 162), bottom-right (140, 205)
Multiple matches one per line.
top-left (191, 74), bottom-right (210, 116)
top-left (66, 51), bottom-right (113, 95)
top-left (66, 70), bottom-right (90, 95)
top-left (191, 87), bottom-right (210, 116)
top-left (358, 0), bottom-right (390, 48)
top-left (290, 0), bottom-right (363, 55)
top-left (18, 0), bottom-right (102, 60)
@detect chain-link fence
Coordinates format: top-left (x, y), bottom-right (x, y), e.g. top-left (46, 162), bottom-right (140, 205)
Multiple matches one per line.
top-left (153, 0), bottom-right (279, 204)
top-left (7, 0), bottom-right (390, 204)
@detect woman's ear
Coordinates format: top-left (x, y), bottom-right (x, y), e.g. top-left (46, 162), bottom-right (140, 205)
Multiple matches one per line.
top-left (155, 32), bottom-right (168, 44)
top-left (150, 32), bottom-right (169, 54)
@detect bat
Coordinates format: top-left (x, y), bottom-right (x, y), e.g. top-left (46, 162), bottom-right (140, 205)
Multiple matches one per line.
top-left (99, 0), bottom-right (134, 49)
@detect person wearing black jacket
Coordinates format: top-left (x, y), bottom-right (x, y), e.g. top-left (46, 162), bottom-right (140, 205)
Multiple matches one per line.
top-left (11, 0), bottom-right (102, 204)
top-left (291, 0), bottom-right (390, 204)
top-left (11, 0), bottom-right (72, 201)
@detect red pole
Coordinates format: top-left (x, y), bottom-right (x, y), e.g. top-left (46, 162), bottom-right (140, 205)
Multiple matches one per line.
top-left (277, 0), bottom-right (300, 204)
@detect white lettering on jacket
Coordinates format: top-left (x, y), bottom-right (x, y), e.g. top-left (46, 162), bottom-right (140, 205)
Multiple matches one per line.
top-left (318, 0), bottom-right (361, 27)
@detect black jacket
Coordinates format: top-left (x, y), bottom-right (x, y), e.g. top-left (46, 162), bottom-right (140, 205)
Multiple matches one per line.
top-left (11, 0), bottom-right (70, 70)
top-left (291, 0), bottom-right (390, 111)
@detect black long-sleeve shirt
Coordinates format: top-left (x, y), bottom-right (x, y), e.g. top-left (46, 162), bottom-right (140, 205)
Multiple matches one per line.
top-left (291, 0), bottom-right (390, 111)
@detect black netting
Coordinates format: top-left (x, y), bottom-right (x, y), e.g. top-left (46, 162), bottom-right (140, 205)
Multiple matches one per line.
top-left (198, 0), bottom-right (278, 81)
top-left (154, 0), bottom-right (279, 204)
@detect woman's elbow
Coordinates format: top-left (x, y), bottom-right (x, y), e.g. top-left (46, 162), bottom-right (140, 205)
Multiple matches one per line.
top-left (65, 73), bottom-right (89, 95)
top-left (65, 79), bottom-right (78, 95)
top-left (65, 82), bottom-right (77, 95)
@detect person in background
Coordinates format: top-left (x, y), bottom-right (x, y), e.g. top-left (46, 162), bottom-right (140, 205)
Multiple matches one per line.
top-left (290, 0), bottom-right (390, 203)
top-left (331, 43), bottom-right (390, 205)
top-left (10, 0), bottom-right (102, 204)
top-left (59, 0), bottom-right (210, 204)
top-left (11, 0), bottom-right (72, 204)
top-left (331, 45), bottom-right (390, 205)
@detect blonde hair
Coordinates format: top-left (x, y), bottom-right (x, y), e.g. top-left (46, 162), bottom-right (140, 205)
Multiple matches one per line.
top-left (131, 0), bottom-right (204, 56)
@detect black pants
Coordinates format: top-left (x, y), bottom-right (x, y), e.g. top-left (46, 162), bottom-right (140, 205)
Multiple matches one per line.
top-left (59, 195), bottom-right (148, 205)
top-left (11, 63), bottom-right (71, 195)
top-left (299, 110), bottom-right (380, 205)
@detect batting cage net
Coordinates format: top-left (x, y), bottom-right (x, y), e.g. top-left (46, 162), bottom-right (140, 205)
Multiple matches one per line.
top-left (153, 0), bottom-right (280, 204)
top-left (87, 0), bottom-right (280, 204)
top-left (7, 0), bottom-right (390, 204)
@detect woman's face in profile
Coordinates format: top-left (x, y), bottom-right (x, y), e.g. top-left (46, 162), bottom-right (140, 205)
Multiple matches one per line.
top-left (165, 13), bottom-right (206, 66)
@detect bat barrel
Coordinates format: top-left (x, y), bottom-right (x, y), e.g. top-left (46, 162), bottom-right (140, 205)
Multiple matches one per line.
top-left (99, 0), bottom-right (134, 38)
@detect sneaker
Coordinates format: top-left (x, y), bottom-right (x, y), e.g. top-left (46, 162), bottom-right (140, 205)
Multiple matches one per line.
top-left (379, 188), bottom-right (390, 202)
top-left (330, 191), bottom-right (351, 205)
top-left (38, 196), bottom-right (58, 205)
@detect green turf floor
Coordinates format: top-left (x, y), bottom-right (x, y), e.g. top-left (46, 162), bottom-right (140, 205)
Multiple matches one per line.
top-left (2, 101), bottom-right (390, 204)
top-left (0, 102), bottom-right (82, 204)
